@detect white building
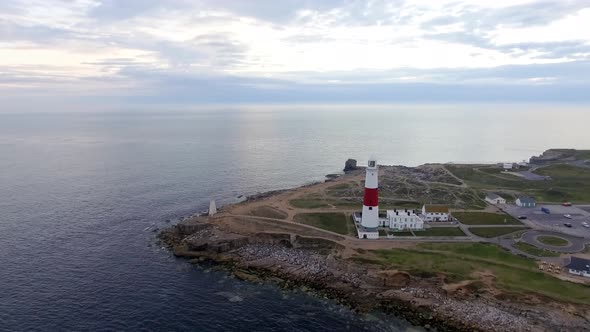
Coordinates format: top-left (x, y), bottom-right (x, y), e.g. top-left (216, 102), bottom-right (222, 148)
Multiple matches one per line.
top-left (421, 205), bottom-right (450, 222)
top-left (384, 209), bottom-right (424, 230)
top-left (485, 193), bottom-right (506, 205)
top-left (357, 229), bottom-right (379, 239)
top-left (515, 196), bottom-right (536, 208)
top-left (565, 257), bottom-right (590, 278)
top-left (503, 163), bottom-right (513, 170)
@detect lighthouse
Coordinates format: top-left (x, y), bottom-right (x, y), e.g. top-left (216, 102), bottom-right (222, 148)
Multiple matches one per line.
top-left (361, 157), bottom-right (379, 228)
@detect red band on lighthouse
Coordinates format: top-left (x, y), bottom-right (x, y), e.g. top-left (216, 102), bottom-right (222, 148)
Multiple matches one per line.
top-left (363, 188), bottom-right (379, 206)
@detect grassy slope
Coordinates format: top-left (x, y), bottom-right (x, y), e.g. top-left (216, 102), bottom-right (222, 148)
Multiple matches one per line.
top-left (513, 242), bottom-right (561, 257)
top-left (454, 212), bottom-right (522, 225)
top-left (446, 164), bottom-right (590, 202)
top-left (249, 206), bottom-right (288, 219)
top-left (289, 199), bottom-right (330, 209)
top-left (469, 227), bottom-right (527, 238)
top-left (293, 212), bottom-right (350, 235)
top-left (416, 227), bottom-right (466, 236)
top-left (358, 243), bottom-right (590, 305)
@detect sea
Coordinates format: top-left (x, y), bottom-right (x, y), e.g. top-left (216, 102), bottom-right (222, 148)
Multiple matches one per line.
top-left (1, 104), bottom-right (589, 331)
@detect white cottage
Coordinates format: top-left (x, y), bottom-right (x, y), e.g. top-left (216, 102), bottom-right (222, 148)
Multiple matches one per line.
top-left (565, 257), bottom-right (590, 278)
top-left (421, 205), bottom-right (450, 222)
top-left (516, 196), bottom-right (536, 208)
top-left (385, 209), bottom-right (424, 230)
top-left (485, 193), bottom-right (506, 205)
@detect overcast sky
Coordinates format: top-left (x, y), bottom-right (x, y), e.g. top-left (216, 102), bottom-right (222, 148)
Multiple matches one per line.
top-left (2, 0), bottom-right (590, 108)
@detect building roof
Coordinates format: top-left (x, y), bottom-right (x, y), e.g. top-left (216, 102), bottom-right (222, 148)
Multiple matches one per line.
top-left (565, 257), bottom-right (590, 272)
top-left (517, 196), bottom-right (536, 204)
top-left (423, 205), bottom-right (449, 213)
top-left (486, 193), bottom-right (502, 200)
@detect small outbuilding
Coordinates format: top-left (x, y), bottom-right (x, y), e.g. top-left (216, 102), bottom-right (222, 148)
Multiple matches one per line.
top-left (485, 193), bottom-right (506, 205)
top-left (421, 205), bottom-right (450, 222)
top-left (565, 257), bottom-right (590, 278)
top-left (516, 196), bottom-right (536, 208)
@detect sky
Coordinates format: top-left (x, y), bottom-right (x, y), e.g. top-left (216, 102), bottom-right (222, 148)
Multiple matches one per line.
top-left (1, 0), bottom-right (590, 109)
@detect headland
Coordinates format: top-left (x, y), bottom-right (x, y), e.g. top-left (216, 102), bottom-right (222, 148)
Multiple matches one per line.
top-left (160, 149), bottom-right (590, 331)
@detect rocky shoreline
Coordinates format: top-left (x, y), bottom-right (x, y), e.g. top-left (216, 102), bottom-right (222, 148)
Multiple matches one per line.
top-left (158, 214), bottom-right (588, 332)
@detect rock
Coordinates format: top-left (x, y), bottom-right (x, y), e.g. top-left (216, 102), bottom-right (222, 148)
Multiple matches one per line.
top-left (234, 270), bottom-right (262, 283)
top-left (379, 271), bottom-right (411, 288)
top-left (344, 159), bottom-right (358, 172)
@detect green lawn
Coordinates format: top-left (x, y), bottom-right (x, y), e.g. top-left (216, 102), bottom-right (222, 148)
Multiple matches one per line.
top-left (446, 163), bottom-right (590, 203)
top-left (390, 231), bottom-right (415, 236)
top-left (359, 243), bottom-right (590, 305)
top-left (454, 212), bottom-right (522, 225)
top-left (329, 200), bottom-right (361, 208)
top-left (537, 236), bottom-right (569, 247)
top-left (415, 227), bottom-right (466, 237)
top-left (249, 206), bottom-right (288, 219)
top-left (469, 227), bottom-right (527, 238)
top-left (289, 199), bottom-right (330, 209)
top-left (293, 213), bottom-right (350, 235)
top-left (327, 183), bottom-right (353, 190)
top-left (513, 242), bottom-right (561, 257)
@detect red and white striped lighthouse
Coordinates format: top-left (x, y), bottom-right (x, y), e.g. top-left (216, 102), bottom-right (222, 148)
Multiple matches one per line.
top-left (361, 157), bottom-right (379, 228)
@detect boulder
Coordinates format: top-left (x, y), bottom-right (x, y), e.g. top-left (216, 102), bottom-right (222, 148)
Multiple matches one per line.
top-left (344, 159), bottom-right (358, 172)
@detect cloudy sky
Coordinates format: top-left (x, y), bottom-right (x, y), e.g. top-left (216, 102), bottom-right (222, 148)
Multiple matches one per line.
top-left (2, 0), bottom-right (590, 108)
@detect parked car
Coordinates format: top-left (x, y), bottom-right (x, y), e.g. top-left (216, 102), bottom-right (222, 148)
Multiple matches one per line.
top-left (582, 222), bottom-right (590, 228)
top-left (564, 214), bottom-right (573, 219)
top-left (564, 223), bottom-right (573, 228)
top-left (541, 207), bottom-right (550, 214)
top-left (517, 215), bottom-right (527, 220)
top-left (562, 202), bottom-right (572, 207)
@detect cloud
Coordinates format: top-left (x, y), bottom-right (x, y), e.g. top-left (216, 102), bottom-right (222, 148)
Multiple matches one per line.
top-left (1, 0), bottom-right (590, 109)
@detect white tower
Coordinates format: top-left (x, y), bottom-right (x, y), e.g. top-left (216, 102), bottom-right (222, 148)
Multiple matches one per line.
top-left (208, 199), bottom-right (217, 216)
top-left (361, 157), bottom-right (379, 228)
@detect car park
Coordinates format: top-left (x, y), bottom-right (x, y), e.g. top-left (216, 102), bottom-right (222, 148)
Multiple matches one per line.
top-left (504, 203), bottom-right (590, 236)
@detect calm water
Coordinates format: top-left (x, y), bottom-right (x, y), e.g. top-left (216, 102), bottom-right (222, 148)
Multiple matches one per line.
top-left (1, 105), bottom-right (589, 331)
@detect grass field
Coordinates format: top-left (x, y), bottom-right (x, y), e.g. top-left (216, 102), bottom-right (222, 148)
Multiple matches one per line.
top-left (390, 231), bottom-right (415, 236)
top-left (537, 236), bottom-right (569, 247)
top-left (469, 227), bottom-right (527, 238)
top-left (293, 213), bottom-right (351, 235)
top-left (249, 206), bottom-right (288, 219)
top-left (356, 242), bottom-right (590, 304)
top-left (329, 200), bottom-right (362, 208)
top-left (454, 212), bottom-right (522, 225)
top-left (289, 199), bottom-right (330, 209)
top-left (327, 183), bottom-right (353, 190)
top-left (513, 242), bottom-right (561, 257)
top-left (446, 164), bottom-right (590, 203)
top-left (416, 227), bottom-right (466, 237)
